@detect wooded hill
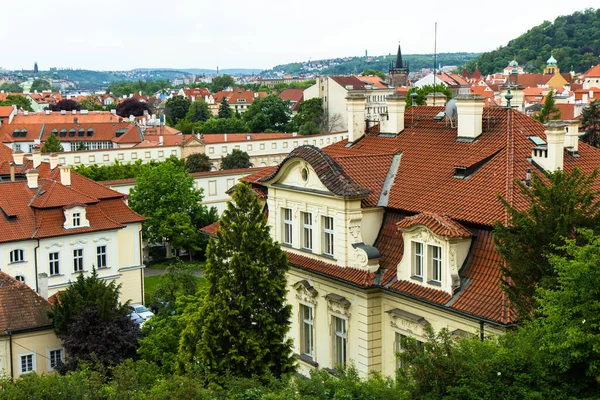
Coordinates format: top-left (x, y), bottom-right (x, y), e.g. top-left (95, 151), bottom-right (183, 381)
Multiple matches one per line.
top-left (466, 8), bottom-right (600, 75)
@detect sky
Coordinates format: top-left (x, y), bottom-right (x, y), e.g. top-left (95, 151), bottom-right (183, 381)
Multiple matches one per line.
top-left (2, 0), bottom-right (598, 71)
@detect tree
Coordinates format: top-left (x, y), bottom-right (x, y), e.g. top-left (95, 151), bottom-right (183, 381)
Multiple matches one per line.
top-left (200, 117), bottom-right (249, 134)
top-left (165, 95), bottom-right (191, 126)
top-left (78, 95), bottom-right (102, 111)
top-left (493, 167), bottom-right (600, 317)
top-left (581, 100), bottom-right (600, 147)
top-left (185, 99), bottom-right (211, 123)
top-left (362, 69), bottom-right (386, 80)
top-left (218, 97), bottom-right (233, 119)
top-left (185, 153), bottom-right (212, 173)
top-left (128, 159), bottom-right (216, 254)
top-left (178, 183), bottom-right (295, 383)
top-left (221, 149), bottom-right (252, 170)
top-left (298, 121), bottom-right (320, 135)
top-left (41, 132), bottom-right (64, 153)
top-left (292, 97), bottom-right (324, 132)
top-left (116, 98), bottom-right (150, 118)
top-left (30, 79), bottom-right (52, 92)
top-left (0, 94), bottom-right (33, 111)
top-left (0, 82), bottom-right (23, 93)
top-left (48, 269), bottom-right (140, 371)
top-left (405, 83), bottom-right (452, 108)
top-left (243, 94), bottom-right (291, 132)
top-left (48, 99), bottom-right (80, 112)
top-left (533, 91), bottom-right (561, 123)
top-left (211, 74), bottom-right (235, 93)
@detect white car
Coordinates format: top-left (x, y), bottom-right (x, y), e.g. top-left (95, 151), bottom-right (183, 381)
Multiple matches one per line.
top-left (128, 304), bottom-right (154, 321)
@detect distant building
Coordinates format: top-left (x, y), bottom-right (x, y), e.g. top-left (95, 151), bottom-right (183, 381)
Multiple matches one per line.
top-left (388, 44), bottom-right (409, 88)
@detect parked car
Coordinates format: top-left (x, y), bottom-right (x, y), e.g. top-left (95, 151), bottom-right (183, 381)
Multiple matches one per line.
top-left (128, 304), bottom-right (154, 321)
top-left (129, 311), bottom-right (144, 326)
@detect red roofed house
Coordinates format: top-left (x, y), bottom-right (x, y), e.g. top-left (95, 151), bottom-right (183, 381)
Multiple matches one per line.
top-left (0, 150), bottom-right (146, 306)
top-left (224, 94), bottom-right (598, 378)
top-left (278, 89), bottom-right (304, 113)
top-left (0, 271), bottom-right (63, 378)
top-left (583, 64), bottom-right (600, 89)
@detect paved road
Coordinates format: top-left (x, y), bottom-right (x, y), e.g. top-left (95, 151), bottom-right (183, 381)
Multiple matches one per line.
top-left (144, 268), bottom-right (203, 278)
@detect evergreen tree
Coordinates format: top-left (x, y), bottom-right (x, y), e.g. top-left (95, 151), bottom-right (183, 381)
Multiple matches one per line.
top-left (218, 97), bottom-right (233, 119)
top-left (185, 99), bottom-right (211, 123)
top-left (179, 183), bottom-right (295, 383)
top-left (221, 149), bottom-right (252, 170)
top-left (493, 167), bottom-right (600, 317)
top-left (581, 100), bottom-right (600, 147)
top-left (41, 132), bottom-right (64, 153)
top-left (533, 91), bottom-right (561, 123)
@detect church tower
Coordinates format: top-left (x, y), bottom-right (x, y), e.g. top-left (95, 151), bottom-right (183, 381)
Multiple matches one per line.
top-left (389, 43), bottom-right (409, 88)
top-left (544, 53), bottom-right (559, 75)
top-left (34, 62), bottom-right (38, 73)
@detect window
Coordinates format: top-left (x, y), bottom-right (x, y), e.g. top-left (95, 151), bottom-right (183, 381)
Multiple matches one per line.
top-left (395, 332), bottom-right (406, 370)
top-left (14, 144), bottom-right (21, 151)
top-left (72, 212), bottom-right (81, 227)
top-left (430, 245), bottom-right (442, 283)
top-left (300, 305), bottom-right (314, 359)
top-left (282, 208), bottom-right (292, 245)
top-left (302, 212), bottom-right (312, 250)
top-left (323, 217), bottom-right (334, 256)
top-left (412, 242), bottom-right (423, 278)
top-left (73, 249), bottom-right (83, 272)
top-left (9, 249), bottom-right (24, 263)
top-left (20, 354), bottom-right (34, 374)
top-left (208, 180), bottom-right (217, 196)
top-left (49, 252), bottom-right (60, 275)
top-left (333, 316), bottom-right (347, 367)
top-left (15, 275), bottom-right (25, 283)
top-left (96, 246), bottom-right (107, 268)
top-left (49, 349), bottom-right (63, 370)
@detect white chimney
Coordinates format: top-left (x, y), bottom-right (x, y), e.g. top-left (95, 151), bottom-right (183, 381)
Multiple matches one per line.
top-left (72, 110), bottom-right (77, 115)
top-left (32, 147), bottom-right (41, 168)
top-left (346, 93), bottom-right (366, 142)
top-left (224, 133), bottom-right (228, 142)
top-left (564, 120), bottom-right (580, 152)
top-left (425, 92), bottom-right (447, 107)
top-left (455, 94), bottom-right (484, 141)
top-left (60, 165), bottom-right (71, 186)
top-left (543, 121), bottom-right (567, 171)
top-left (159, 135), bottom-right (164, 145)
top-left (26, 169), bottom-right (39, 189)
top-left (385, 95), bottom-right (406, 134)
top-left (13, 150), bottom-right (24, 165)
top-left (37, 273), bottom-right (48, 300)
top-left (49, 153), bottom-right (58, 170)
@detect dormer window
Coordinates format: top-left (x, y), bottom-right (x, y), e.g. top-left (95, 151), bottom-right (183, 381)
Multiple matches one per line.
top-left (282, 208), bottom-right (293, 245)
top-left (429, 245), bottom-right (442, 284)
top-left (73, 212), bottom-right (81, 227)
top-left (302, 212), bottom-right (313, 250)
top-left (63, 205), bottom-right (90, 229)
top-left (412, 242), bottom-right (423, 279)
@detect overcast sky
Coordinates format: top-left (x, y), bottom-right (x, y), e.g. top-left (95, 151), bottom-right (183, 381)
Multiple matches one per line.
top-left (2, 1), bottom-right (598, 71)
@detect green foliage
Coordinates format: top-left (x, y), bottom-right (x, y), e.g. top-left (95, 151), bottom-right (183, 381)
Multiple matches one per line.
top-left (466, 8), bottom-right (600, 74)
top-left (128, 159), bottom-right (216, 252)
top-left (179, 183), bottom-right (295, 383)
top-left (406, 84), bottom-right (453, 108)
top-left (30, 78), bottom-right (52, 92)
top-left (165, 95), bottom-right (191, 126)
top-left (291, 97), bottom-right (324, 133)
top-left (185, 153), bottom-right (212, 173)
top-left (298, 121), bottom-right (320, 135)
top-left (186, 99), bottom-right (211, 123)
top-left (115, 98), bottom-right (150, 117)
top-left (107, 80), bottom-right (172, 97)
top-left (211, 75), bottom-right (235, 93)
top-left (361, 69), bottom-right (386, 79)
top-left (581, 100), bottom-right (600, 147)
top-left (41, 132), bottom-right (64, 153)
top-left (242, 94), bottom-right (291, 132)
top-left (0, 94), bottom-right (33, 111)
top-left (493, 167), bottom-right (600, 317)
top-left (533, 91), bottom-right (561, 123)
top-left (0, 82), bottom-right (23, 93)
top-left (200, 117), bottom-right (249, 134)
top-left (218, 97), bottom-right (233, 119)
top-left (220, 148), bottom-right (252, 170)
top-left (78, 95), bottom-right (104, 111)
top-left (73, 159), bottom-right (146, 181)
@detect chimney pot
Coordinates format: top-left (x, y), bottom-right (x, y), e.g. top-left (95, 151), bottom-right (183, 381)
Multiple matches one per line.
top-left (13, 150), bottom-right (24, 165)
top-left (542, 120), bottom-right (567, 171)
top-left (346, 93), bottom-right (367, 143)
top-left (59, 165), bottom-right (71, 186)
top-left (455, 94), bottom-right (485, 141)
top-left (9, 162), bottom-right (15, 182)
top-left (32, 147), bottom-right (41, 168)
top-left (37, 273), bottom-right (49, 300)
top-left (49, 153), bottom-right (58, 170)
top-left (26, 169), bottom-right (39, 189)
top-left (384, 95), bottom-right (406, 134)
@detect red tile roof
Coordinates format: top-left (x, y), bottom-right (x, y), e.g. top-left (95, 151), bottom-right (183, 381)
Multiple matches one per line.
top-left (584, 64), bottom-right (600, 77)
top-left (10, 111), bottom-right (122, 124)
top-left (330, 76), bottom-right (367, 90)
top-left (0, 106), bottom-right (14, 118)
top-left (287, 252), bottom-right (375, 286)
top-left (396, 213), bottom-right (472, 238)
top-left (0, 272), bottom-right (52, 333)
top-left (200, 221), bottom-right (219, 236)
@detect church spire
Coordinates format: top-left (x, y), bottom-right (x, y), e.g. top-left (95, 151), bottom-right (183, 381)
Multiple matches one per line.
top-left (395, 43), bottom-right (404, 69)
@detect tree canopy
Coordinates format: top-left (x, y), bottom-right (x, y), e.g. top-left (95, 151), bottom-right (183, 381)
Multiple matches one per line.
top-left (178, 183), bottom-right (295, 383)
top-left (30, 79), bottom-right (52, 92)
top-left (0, 82), bottom-right (23, 93)
top-left (0, 94), bottom-right (33, 111)
top-left (210, 75), bottom-right (235, 93)
top-left (115, 98), bottom-right (150, 118)
top-left (242, 94), bottom-right (291, 132)
top-left (200, 117), bottom-right (249, 134)
top-left (165, 95), bottom-right (191, 126)
top-left (361, 69), bottom-right (386, 79)
top-left (405, 83), bottom-right (452, 108)
top-left (220, 148), bottom-right (252, 170)
top-left (41, 132), bottom-right (64, 153)
top-left (218, 97), bottom-right (232, 119)
top-left (185, 153), bottom-right (212, 173)
top-left (533, 91), bottom-right (561, 123)
top-left (292, 97), bottom-right (324, 133)
top-left (48, 99), bottom-right (81, 112)
top-left (185, 99), bottom-right (211, 123)
top-left (581, 100), bottom-right (600, 147)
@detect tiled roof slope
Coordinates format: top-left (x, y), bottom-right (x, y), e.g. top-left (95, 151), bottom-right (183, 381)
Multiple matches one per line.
top-left (397, 213), bottom-right (472, 238)
top-left (0, 271), bottom-right (52, 333)
top-left (287, 252), bottom-right (375, 287)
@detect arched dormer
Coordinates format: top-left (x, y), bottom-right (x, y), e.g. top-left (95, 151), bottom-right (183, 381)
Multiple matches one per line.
top-left (396, 213), bottom-right (472, 296)
top-left (63, 203), bottom-right (90, 229)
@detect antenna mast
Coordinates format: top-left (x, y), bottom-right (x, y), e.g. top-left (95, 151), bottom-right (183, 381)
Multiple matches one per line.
top-left (433, 22), bottom-right (437, 106)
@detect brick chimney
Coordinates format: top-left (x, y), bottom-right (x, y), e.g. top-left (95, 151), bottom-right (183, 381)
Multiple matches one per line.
top-left (60, 165), bottom-right (71, 186)
top-left (26, 169), bottom-right (39, 189)
top-left (455, 94), bottom-right (484, 141)
top-left (385, 95), bottom-right (406, 134)
top-left (346, 93), bottom-right (366, 143)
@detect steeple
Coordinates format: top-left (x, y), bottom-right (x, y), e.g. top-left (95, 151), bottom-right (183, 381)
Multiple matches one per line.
top-left (395, 43), bottom-right (404, 69)
top-left (389, 42), bottom-right (409, 88)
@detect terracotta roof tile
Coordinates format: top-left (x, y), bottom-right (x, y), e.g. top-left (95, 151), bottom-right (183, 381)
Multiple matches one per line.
top-left (287, 252), bottom-right (375, 287)
top-left (389, 279), bottom-right (452, 304)
top-left (0, 271), bottom-right (52, 333)
top-left (397, 213), bottom-right (472, 238)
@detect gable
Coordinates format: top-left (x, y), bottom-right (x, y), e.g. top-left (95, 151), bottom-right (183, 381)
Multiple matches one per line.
top-left (267, 158), bottom-right (331, 195)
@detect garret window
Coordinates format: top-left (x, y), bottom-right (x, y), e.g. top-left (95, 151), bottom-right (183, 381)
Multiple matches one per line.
top-left (282, 208), bottom-right (293, 245)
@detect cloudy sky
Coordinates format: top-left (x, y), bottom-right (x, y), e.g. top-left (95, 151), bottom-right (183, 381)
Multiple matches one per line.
top-left (2, 1), bottom-right (598, 71)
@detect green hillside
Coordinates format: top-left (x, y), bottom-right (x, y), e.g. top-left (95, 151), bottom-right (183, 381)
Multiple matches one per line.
top-left (466, 8), bottom-right (600, 74)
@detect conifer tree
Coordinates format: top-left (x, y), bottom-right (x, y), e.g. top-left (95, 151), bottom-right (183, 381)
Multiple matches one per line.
top-left (533, 91), bottom-right (561, 123)
top-left (218, 97), bottom-right (232, 119)
top-left (581, 100), bottom-right (600, 147)
top-left (179, 183), bottom-right (295, 382)
top-left (41, 132), bottom-right (63, 153)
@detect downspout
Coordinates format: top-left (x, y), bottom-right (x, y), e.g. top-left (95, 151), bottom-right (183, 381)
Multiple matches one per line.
top-left (4, 331), bottom-right (13, 379)
top-left (479, 320), bottom-right (485, 341)
top-left (34, 239), bottom-right (40, 293)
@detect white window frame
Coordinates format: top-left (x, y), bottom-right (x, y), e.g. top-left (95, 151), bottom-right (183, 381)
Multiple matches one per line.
top-left (301, 212), bottom-right (312, 250)
top-left (300, 304), bottom-right (314, 359)
top-left (96, 245), bottom-right (107, 268)
top-left (72, 212), bottom-right (81, 227)
top-left (395, 332), bottom-right (405, 370)
top-left (282, 208), bottom-right (292, 245)
top-left (9, 249), bottom-right (24, 263)
top-left (412, 242), bottom-right (423, 278)
top-left (73, 249), bottom-right (84, 272)
top-left (333, 316), bottom-right (347, 367)
top-left (48, 348), bottom-right (63, 371)
top-left (322, 216), bottom-right (334, 256)
top-left (19, 353), bottom-right (35, 374)
top-left (429, 245), bottom-right (442, 283)
top-left (49, 252), bottom-right (60, 275)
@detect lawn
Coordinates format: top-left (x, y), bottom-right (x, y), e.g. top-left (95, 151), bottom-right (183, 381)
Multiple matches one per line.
top-left (145, 259), bottom-right (205, 270)
top-left (144, 275), bottom-right (208, 302)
